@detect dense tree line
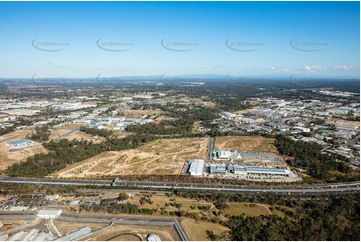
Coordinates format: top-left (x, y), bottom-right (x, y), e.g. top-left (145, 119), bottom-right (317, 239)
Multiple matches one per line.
top-left (80, 199), bottom-right (156, 215)
top-left (275, 135), bottom-right (357, 182)
top-left (27, 126), bottom-right (50, 142)
top-left (226, 194), bottom-right (360, 241)
top-left (80, 126), bottom-right (113, 138)
top-left (126, 105), bottom-right (219, 135)
top-left (0, 127), bottom-right (15, 136)
top-left (170, 189), bottom-right (359, 241)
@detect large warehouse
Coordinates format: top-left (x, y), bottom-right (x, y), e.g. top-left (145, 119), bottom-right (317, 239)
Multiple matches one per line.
top-left (228, 166), bottom-right (293, 177)
top-left (6, 139), bottom-right (35, 150)
top-left (187, 159), bottom-right (204, 176)
top-left (209, 165), bottom-right (227, 175)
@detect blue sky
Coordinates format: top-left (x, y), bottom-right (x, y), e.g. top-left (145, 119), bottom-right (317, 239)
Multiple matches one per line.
top-left (0, 1), bottom-right (359, 78)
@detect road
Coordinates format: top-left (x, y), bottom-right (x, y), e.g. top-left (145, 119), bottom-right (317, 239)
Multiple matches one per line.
top-left (0, 176), bottom-right (359, 195)
top-left (0, 210), bottom-right (189, 241)
top-left (205, 136), bottom-right (213, 162)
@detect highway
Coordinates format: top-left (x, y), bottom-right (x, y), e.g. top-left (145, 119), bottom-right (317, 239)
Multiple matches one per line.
top-left (0, 176), bottom-right (359, 195)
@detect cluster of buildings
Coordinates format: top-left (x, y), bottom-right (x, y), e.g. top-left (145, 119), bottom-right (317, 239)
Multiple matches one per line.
top-left (187, 156), bottom-right (299, 181)
top-left (219, 97), bottom-right (360, 169)
top-left (55, 226), bottom-right (92, 241)
top-left (208, 164), bottom-right (296, 177)
top-left (212, 149), bottom-right (242, 161)
top-left (2, 229), bottom-right (55, 241)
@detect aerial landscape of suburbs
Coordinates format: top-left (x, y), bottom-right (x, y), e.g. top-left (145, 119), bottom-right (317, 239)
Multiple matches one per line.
top-left (0, 0), bottom-right (360, 241)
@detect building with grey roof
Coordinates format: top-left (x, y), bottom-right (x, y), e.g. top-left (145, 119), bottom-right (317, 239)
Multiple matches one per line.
top-left (55, 226), bottom-right (92, 241)
top-left (229, 166), bottom-right (293, 177)
top-left (209, 165), bottom-right (227, 175)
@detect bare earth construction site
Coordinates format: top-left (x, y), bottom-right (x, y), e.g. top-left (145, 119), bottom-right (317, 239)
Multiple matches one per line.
top-left (52, 138), bottom-right (208, 178)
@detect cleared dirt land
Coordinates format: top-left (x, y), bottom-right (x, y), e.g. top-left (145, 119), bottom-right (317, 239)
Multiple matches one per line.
top-left (326, 118), bottom-right (360, 128)
top-left (0, 130), bottom-right (48, 171)
top-left (49, 129), bottom-right (104, 143)
top-left (52, 137), bottom-right (207, 178)
top-left (215, 135), bottom-right (278, 154)
top-left (120, 109), bottom-right (162, 118)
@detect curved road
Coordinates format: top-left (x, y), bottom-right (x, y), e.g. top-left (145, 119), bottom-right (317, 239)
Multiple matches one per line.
top-left (0, 176), bottom-right (359, 195)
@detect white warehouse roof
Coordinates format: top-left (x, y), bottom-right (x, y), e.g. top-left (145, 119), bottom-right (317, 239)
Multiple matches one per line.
top-left (37, 209), bottom-right (62, 218)
top-left (188, 159), bottom-right (204, 175)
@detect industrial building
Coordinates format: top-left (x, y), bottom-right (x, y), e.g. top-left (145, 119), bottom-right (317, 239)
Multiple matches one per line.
top-left (209, 165), bottom-right (227, 175)
top-left (7, 229), bottom-right (55, 241)
top-left (37, 209), bottom-right (62, 219)
top-left (6, 139), bottom-right (35, 150)
top-left (294, 126), bottom-right (311, 132)
top-left (44, 194), bottom-right (59, 201)
top-left (228, 166), bottom-right (247, 175)
top-left (228, 166), bottom-right (294, 177)
top-left (55, 226), bottom-right (92, 241)
top-left (147, 234), bottom-right (161, 241)
top-left (72, 119), bottom-right (92, 124)
top-left (187, 159), bottom-right (204, 176)
top-left (212, 150), bottom-right (242, 161)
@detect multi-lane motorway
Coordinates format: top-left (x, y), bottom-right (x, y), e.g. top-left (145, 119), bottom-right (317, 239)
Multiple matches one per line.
top-left (0, 176), bottom-right (359, 195)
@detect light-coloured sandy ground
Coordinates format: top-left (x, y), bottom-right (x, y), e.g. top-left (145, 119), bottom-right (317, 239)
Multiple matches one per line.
top-left (51, 137), bottom-right (207, 178)
top-left (61, 123), bottom-right (86, 129)
top-left (326, 119), bottom-right (360, 128)
top-left (49, 129), bottom-right (104, 143)
top-left (88, 225), bottom-right (176, 241)
top-left (53, 221), bottom-right (105, 235)
top-left (181, 218), bottom-right (229, 241)
top-left (215, 136), bottom-right (278, 154)
top-left (119, 109), bottom-right (162, 118)
top-left (0, 130), bottom-right (48, 171)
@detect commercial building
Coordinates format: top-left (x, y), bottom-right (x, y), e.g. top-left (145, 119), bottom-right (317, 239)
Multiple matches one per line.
top-left (6, 139), bottom-right (35, 150)
top-left (187, 159), bottom-right (204, 176)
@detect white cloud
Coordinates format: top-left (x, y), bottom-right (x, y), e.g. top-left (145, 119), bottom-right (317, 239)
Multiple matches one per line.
top-left (269, 66), bottom-right (294, 73)
top-left (304, 65), bottom-right (327, 72)
top-left (333, 65), bottom-right (359, 71)
top-left (201, 65), bottom-right (222, 69)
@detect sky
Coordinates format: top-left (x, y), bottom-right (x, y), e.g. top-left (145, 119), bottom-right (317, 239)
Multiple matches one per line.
top-left (0, 1), bottom-right (359, 78)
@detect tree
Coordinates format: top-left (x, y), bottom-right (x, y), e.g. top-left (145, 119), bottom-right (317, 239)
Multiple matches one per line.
top-left (118, 192), bottom-right (128, 201)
